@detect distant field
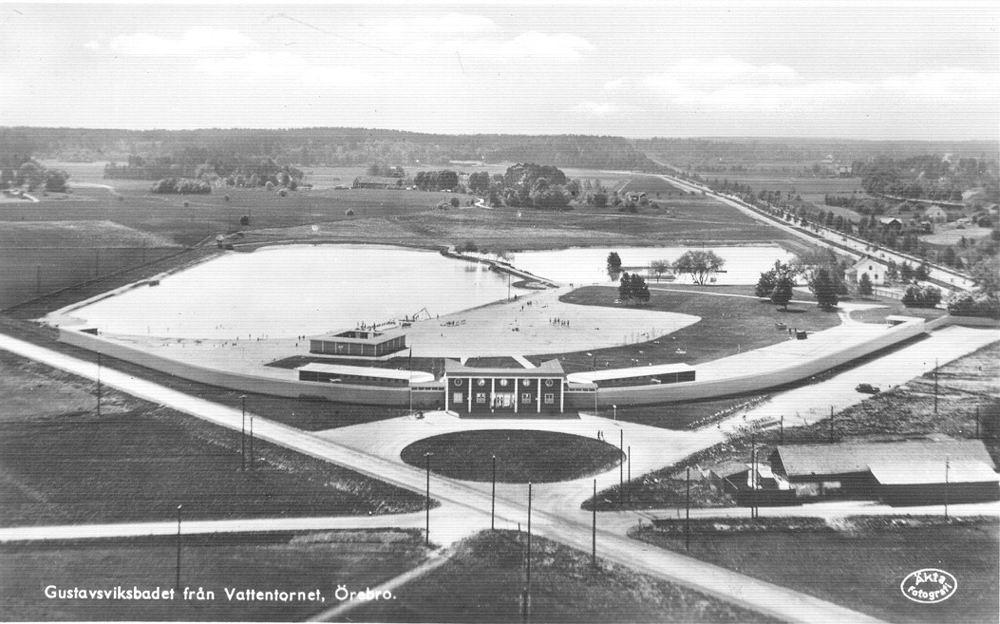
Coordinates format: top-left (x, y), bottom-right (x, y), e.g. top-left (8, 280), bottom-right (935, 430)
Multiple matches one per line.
top-left (351, 530), bottom-right (773, 623)
top-left (614, 174), bottom-right (687, 197)
top-left (0, 530), bottom-right (427, 621)
top-left (632, 516), bottom-right (999, 624)
top-left (0, 349), bottom-right (426, 526)
top-left (921, 226), bottom-right (993, 246)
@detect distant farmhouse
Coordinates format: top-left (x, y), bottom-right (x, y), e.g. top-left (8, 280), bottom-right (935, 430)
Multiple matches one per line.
top-left (849, 256), bottom-right (891, 286)
top-left (352, 175), bottom-right (404, 190)
top-left (923, 204), bottom-right (949, 223)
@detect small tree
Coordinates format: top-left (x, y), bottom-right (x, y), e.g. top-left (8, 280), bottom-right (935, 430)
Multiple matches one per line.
top-left (650, 259), bottom-right (671, 283)
top-left (770, 276), bottom-right (794, 310)
top-left (756, 271), bottom-right (777, 298)
top-left (914, 262), bottom-right (930, 281)
top-left (858, 272), bottom-right (873, 297)
top-left (631, 275), bottom-right (650, 303)
top-left (607, 251), bottom-right (622, 272)
top-left (810, 267), bottom-right (840, 309)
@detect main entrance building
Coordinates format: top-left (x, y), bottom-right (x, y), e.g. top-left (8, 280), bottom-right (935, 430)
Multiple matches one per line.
top-left (443, 359), bottom-right (565, 415)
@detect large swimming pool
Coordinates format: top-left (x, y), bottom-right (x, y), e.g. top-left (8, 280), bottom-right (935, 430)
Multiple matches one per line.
top-left (60, 243), bottom-right (791, 340)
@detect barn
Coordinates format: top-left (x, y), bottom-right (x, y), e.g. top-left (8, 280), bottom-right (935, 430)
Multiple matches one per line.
top-left (443, 359), bottom-right (565, 415)
top-left (309, 328), bottom-right (407, 358)
top-left (769, 437), bottom-right (998, 502)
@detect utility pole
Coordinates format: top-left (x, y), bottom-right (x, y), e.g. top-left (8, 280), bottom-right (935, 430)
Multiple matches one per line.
top-left (619, 429), bottom-right (624, 507)
top-left (240, 395), bottom-right (246, 471)
top-left (591, 479), bottom-right (597, 567)
top-left (175, 504), bottom-right (183, 595)
top-left (750, 434), bottom-right (757, 520)
top-left (96, 353), bottom-right (102, 417)
top-left (829, 406), bottom-right (834, 443)
top-left (934, 358), bottom-right (939, 415)
top-left (685, 466), bottom-right (691, 550)
top-left (976, 406), bottom-right (981, 439)
top-left (523, 481), bottom-right (532, 623)
top-left (491, 454), bottom-right (496, 530)
top-left (944, 457), bottom-right (950, 520)
top-left (779, 413), bottom-right (784, 444)
top-left (408, 348), bottom-right (414, 415)
top-left (248, 415), bottom-right (255, 470)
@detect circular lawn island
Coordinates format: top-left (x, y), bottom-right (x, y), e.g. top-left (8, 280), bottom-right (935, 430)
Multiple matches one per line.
top-left (400, 429), bottom-right (623, 483)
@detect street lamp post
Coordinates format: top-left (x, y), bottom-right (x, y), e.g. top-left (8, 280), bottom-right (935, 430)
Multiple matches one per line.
top-left (591, 479), bottom-right (597, 567)
top-left (96, 353), bottom-right (102, 418)
top-left (618, 429), bottom-right (624, 507)
top-left (612, 405), bottom-right (617, 421)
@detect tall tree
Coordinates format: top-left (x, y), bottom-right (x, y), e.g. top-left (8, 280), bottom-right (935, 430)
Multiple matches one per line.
top-left (618, 272), bottom-right (632, 301)
top-left (770, 276), bottom-right (794, 310)
top-left (811, 267), bottom-right (840, 309)
top-left (858, 272), bottom-right (873, 297)
top-left (673, 250), bottom-right (725, 285)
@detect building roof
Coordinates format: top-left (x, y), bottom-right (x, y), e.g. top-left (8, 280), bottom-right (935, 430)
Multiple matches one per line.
top-left (773, 438), bottom-right (995, 478)
top-left (869, 460), bottom-right (999, 485)
top-left (297, 362), bottom-right (434, 383)
top-left (444, 358), bottom-right (564, 378)
top-left (566, 362), bottom-right (694, 384)
top-left (850, 256), bottom-right (890, 271)
top-left (353, 176), bottom-right (402, 186)
top-left (310, 327), bottom-right (405, 344)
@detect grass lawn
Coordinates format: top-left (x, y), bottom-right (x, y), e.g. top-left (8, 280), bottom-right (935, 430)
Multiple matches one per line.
top-left (586, 341), bottom-right (1000, 511)
top-left (631, 516), bottom-right (999, 624)
top-left (0, 530), bottom-right (427, 621)
top-left (0, 349), bottom-right (426, 526)
top-left (349, 530), bottom-right (776, 623)
top-left (527, 285), bottom-right (841, 373)
top-left (400, 430), bottom-right (622, 483)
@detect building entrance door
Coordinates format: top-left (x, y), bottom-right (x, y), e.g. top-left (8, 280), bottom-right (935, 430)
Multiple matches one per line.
top-left (492, 393), bottom-right (515, 410)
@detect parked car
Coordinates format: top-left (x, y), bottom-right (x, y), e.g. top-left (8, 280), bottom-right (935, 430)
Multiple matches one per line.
top-left (855, 383), bottom-right (880, 394)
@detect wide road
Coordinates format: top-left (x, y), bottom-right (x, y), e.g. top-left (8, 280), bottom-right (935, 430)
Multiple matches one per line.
top-left (645, 159), bottom-right (975, 290)
top-left (0, 332), bottom-right (883, 624)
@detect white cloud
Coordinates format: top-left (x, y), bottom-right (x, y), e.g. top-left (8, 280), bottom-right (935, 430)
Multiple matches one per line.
top-left (196, 51), bottom-right (371, 88)
top-left (494, 32), bottom-right (593, 60)
top-left (570, 102), bottom-right (637, 117)
top-left (83, 40), bottom-right (101, 51)
top-left (109, 29), bottom-right (252, 56)
top-left (371, 12), bottom-right (499, 35)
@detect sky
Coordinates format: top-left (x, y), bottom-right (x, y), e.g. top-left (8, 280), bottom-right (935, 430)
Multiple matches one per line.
top-left (1, 1), bottom-right (998, 140)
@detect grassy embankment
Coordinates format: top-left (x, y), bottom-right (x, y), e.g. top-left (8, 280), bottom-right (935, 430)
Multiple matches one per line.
top-left (399, 430), bottom-right (623, 483)
top-left (585, 341), bottom-right (1000, 511)
top-left (0, 349), bottom-right (427, 526)
top-left (632, 515), bottom-right (998, 624)
top-left (528, 285), bottom-right (841, 374)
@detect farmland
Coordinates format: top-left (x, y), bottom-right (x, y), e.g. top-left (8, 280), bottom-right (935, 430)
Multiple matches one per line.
top-left (0, 349), bottom-right (426, 526)
top-left (632, 516), bottom-right (999, 624)
top-left (0, 530), bottom-right (428, 621)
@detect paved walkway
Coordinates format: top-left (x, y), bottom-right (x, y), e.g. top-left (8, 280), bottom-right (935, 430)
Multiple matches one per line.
top-left (0, 332), bottom-right (884, 623)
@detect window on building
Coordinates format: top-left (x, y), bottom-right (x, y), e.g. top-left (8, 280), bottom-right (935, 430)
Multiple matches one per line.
top-left (453, 392), bottom-right (463, 404)
top-left (521, 393), bottom-right (531, 403)
top-left (475, 393), bottom-right (486, 404)
top-left (544, 393), bottom-right (554, 404)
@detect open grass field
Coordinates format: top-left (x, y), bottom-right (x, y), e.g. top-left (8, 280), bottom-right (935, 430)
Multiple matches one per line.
top-left (588, 341), bottom-right (1000, 510)
top-left (920, 225), bottom-right (994, 246)
top-left (614, 174), bottom-right (687, 197)
top-left (0, 529), bottom-right (427, 621)
top-left (0, 349), bottom-right (426, 526)
top-left (349, 530), bottom-right (776, 623)
top-left (399, 430), bottom-right (622, 483)
top-left (527, 285), bottom-right (841, 373)
top-left (632, 516), bottom-right (999, 624)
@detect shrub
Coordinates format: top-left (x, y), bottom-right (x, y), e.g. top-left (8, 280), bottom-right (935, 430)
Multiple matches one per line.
top-left (947, 292), bottom-right (1000, 318)
top-left (902, 284), bottom-right (942, 308)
